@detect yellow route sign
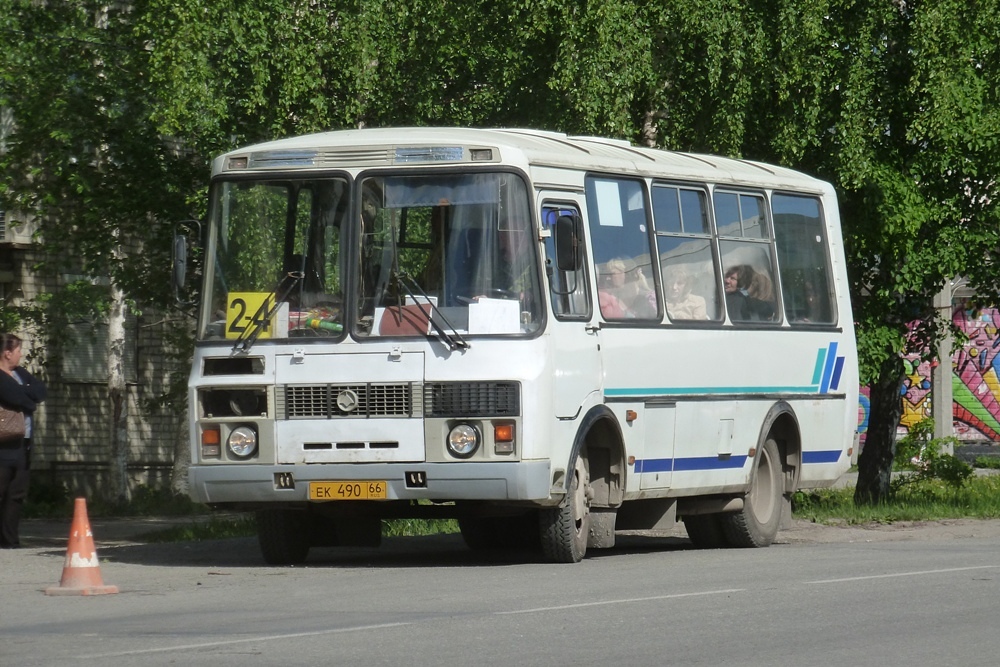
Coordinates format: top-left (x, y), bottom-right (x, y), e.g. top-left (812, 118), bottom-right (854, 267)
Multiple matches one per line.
top-left (225, 292), bottom-right (278, 340)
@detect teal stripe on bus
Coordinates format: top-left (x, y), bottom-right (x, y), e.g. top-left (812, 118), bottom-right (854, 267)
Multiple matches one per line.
top-left (812, 348), bottom-right (827, 385)
top-left (605, 386), bottom-right (819, 397)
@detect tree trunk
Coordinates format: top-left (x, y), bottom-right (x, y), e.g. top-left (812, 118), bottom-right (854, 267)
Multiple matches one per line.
top-left (854, 354), bottom-right (906, 505)
top-left (107, 277), bottom-right (129, 505)
top-left (170, 405), bottom-right (190, 496)
top-left (640, 110), bottom-right (663, 148)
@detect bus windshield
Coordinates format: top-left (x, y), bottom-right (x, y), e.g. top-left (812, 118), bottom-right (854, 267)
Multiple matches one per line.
top-left (356, 172), bottom-right (542, 337)
top-left (199, 171), bottom-right (542, 342)
top-left (201, 177), bottom-right (349, 342)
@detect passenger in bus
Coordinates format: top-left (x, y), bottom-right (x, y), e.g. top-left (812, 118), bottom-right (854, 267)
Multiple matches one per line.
top-left (599, 258), bottom-right (656, 319)
top-left (747, 270), bottom-right (776, 321)
top-left (724, 265), bottom-right (773, 322)
top-left (664, 266), bottom-right (707, 320)
top-left (598, 259), bottom-right (628, 318)
top-left (791, 278), bottom-right (823, 323)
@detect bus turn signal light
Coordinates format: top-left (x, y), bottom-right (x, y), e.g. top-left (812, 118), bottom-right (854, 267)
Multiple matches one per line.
top-left (202, 427), bottom-right (221, 458)
top-left (494, 423), bottom-right (515, 454)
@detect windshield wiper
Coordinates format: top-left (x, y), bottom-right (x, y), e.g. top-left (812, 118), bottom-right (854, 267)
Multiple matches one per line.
top-left (232, 271), bottom-right (304, 353)
top-left (394, 271), bottom-right (470, 351)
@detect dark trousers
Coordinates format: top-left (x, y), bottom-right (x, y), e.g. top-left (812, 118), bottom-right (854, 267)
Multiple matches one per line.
top-left (0, 440), bottom-right (30, 548)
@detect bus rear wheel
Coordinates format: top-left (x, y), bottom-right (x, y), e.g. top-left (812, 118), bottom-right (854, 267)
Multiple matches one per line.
top-left (682, 514), bottom-right (727, 549)
top-left (256, 509), bottom-right (311, 565)
top-left (721, 437), bottom-right (783, 547)
top-left (540, 454), bottom-right (591, 563)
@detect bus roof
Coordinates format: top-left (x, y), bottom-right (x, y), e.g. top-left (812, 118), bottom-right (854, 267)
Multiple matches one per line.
top-left (213, 127), bottom-right (828, 193)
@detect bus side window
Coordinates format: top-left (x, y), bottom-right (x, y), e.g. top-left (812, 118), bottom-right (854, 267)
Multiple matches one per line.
top-left (653, 184), bottom-right (721, 321)
top-left (584, 177), bottom-right (660, 321)
top-left (715, 191), bottom-right (780, 324)
top-left (772, 194), bottom-right (836, 325)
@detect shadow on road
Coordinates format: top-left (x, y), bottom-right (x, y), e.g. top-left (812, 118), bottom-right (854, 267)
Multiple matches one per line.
top-left (83, 531), bottom-right (694, 569)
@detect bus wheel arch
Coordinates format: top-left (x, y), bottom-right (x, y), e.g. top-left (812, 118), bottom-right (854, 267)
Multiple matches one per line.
top-left (720, 402), bottom-right (801, 548)
top-left (760, 401), bottom-right (802, 495)
top-left (540, 405), bottom-right (626, 562)
top-left (569, 405), bottom-right (626, 509)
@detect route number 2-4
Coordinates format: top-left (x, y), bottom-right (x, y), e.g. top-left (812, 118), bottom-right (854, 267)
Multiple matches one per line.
top-left (226, 292), bottom-right (274, 339)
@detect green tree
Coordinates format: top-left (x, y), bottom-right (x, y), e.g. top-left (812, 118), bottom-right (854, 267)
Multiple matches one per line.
top-left (552, 0), bottom-right (1000, 504)
top-left (825, 0), bottom-right (1000, 505)
top-left (0, 0), bottom-right (196, 502)
top-left (4, 0), bottom-right (999, 508)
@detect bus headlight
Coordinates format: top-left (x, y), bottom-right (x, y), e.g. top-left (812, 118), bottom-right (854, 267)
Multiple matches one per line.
top-left (447, 424), bottom-right (480, 459)
top-left (227, 426), bottom-right (258, 459)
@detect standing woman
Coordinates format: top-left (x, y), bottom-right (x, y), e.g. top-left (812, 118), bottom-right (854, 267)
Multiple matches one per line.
top-left (0, 333), bottom-right (47, 548)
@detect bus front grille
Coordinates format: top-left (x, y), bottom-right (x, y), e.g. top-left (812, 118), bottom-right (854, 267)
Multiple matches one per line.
top-left (276, 382), bottom-right (520, 419)
top-left (424, 382), bottom-right (520, 417)
top-left (278, 383), bottom-right (419, 419)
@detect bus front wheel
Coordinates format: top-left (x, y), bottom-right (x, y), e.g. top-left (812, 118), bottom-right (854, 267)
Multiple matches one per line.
top-left (540, 453), bottom-right (591, 563)
top-left (720, 437), bottom-right (783, 547)
top-left (256, 509), bottom-right (311, 565)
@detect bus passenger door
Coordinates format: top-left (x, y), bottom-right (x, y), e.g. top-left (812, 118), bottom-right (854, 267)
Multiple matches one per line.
top-left (541, 198), bottom-right (601, 418)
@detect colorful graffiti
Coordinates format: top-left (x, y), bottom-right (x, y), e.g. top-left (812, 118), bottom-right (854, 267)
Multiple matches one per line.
top-left (858, 306), bottom-right (1000, 443)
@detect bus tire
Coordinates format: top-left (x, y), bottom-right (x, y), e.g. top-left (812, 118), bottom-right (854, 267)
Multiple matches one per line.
top-left (721, 437), bottom-right (782, 548)
top-left (256, 509), bottom-right (311, 565)
top-left (539, 453), bottom-right (591, 563)
top-left (682, 514), bottom-right (727, 549)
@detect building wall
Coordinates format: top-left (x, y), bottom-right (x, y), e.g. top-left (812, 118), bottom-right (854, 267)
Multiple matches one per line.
top-left (858, 305), bottom-right (1000, 444)
top-left (32, 316), bottom-right (189, 497)
top-left (1, 243), bottom-right (190, 498)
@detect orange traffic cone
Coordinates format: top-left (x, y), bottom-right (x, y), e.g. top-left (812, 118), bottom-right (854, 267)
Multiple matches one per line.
top-left (45, 497), bottom-right (119, 596)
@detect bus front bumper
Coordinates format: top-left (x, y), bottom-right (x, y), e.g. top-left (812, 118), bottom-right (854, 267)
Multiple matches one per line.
top-left (189, 460), bottom-right (553, 505)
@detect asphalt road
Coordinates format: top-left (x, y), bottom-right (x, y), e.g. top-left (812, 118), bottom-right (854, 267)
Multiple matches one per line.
top-left (3, 519), bottom-right (1000, 666)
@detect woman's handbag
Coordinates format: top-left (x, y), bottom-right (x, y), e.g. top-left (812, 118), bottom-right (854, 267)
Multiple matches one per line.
top-left (0, 406), bottom-right (25, 442)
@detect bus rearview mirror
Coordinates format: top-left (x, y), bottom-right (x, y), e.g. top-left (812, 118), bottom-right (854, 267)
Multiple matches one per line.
top-left (555, 215), bottom-right (581, 272)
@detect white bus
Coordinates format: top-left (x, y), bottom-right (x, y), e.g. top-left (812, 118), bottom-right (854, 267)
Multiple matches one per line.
top-left (179, 127), bottom-right (858, 564)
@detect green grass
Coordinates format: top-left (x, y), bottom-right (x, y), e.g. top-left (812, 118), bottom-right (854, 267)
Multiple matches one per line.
top-left (142, 515), bottom-right (257, 543)
top-left (382, 518), bottom-right (459, 537)
top-left (24, 481), bottom-right (208, 519)
top-left (974, 456), bottom-right (1000, 470)
top-left (792, 474), bottom-right (1000, 524)
top-left (140, 516), bottom-right (459, 543)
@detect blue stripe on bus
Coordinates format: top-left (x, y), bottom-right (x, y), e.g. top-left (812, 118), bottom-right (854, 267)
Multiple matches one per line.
top-left (802, 450), bottom-right (843, 464)
top-left (633, 458), bottom-right (673, 473)
top-left (830, 356), bottom-right (845, 391)
top-left (634, 451), bottom-right (842, 472)
top-left (633, 456), bottom-right (748, 473)
top-left (820, 341), bottom-right (839, 394)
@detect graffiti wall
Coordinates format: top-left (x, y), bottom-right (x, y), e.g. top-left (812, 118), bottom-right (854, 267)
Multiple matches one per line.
top-left (858, 306), bottom-right (1000, 443)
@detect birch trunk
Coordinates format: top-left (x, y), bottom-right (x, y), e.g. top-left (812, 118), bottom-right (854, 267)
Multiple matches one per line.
top-left (107, 276), bottom-right (129, 505)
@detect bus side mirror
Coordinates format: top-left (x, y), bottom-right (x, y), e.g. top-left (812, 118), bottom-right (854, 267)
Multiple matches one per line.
top-left (172, 234), bottom-right (187, 293)
top-left (554, 214), bottom-right (582, 272)
top-left (172, 220), bottom-right (201, 304)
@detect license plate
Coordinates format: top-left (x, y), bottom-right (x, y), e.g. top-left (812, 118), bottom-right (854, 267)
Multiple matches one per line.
top-left (309, 481), bottom-right (387, 501)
